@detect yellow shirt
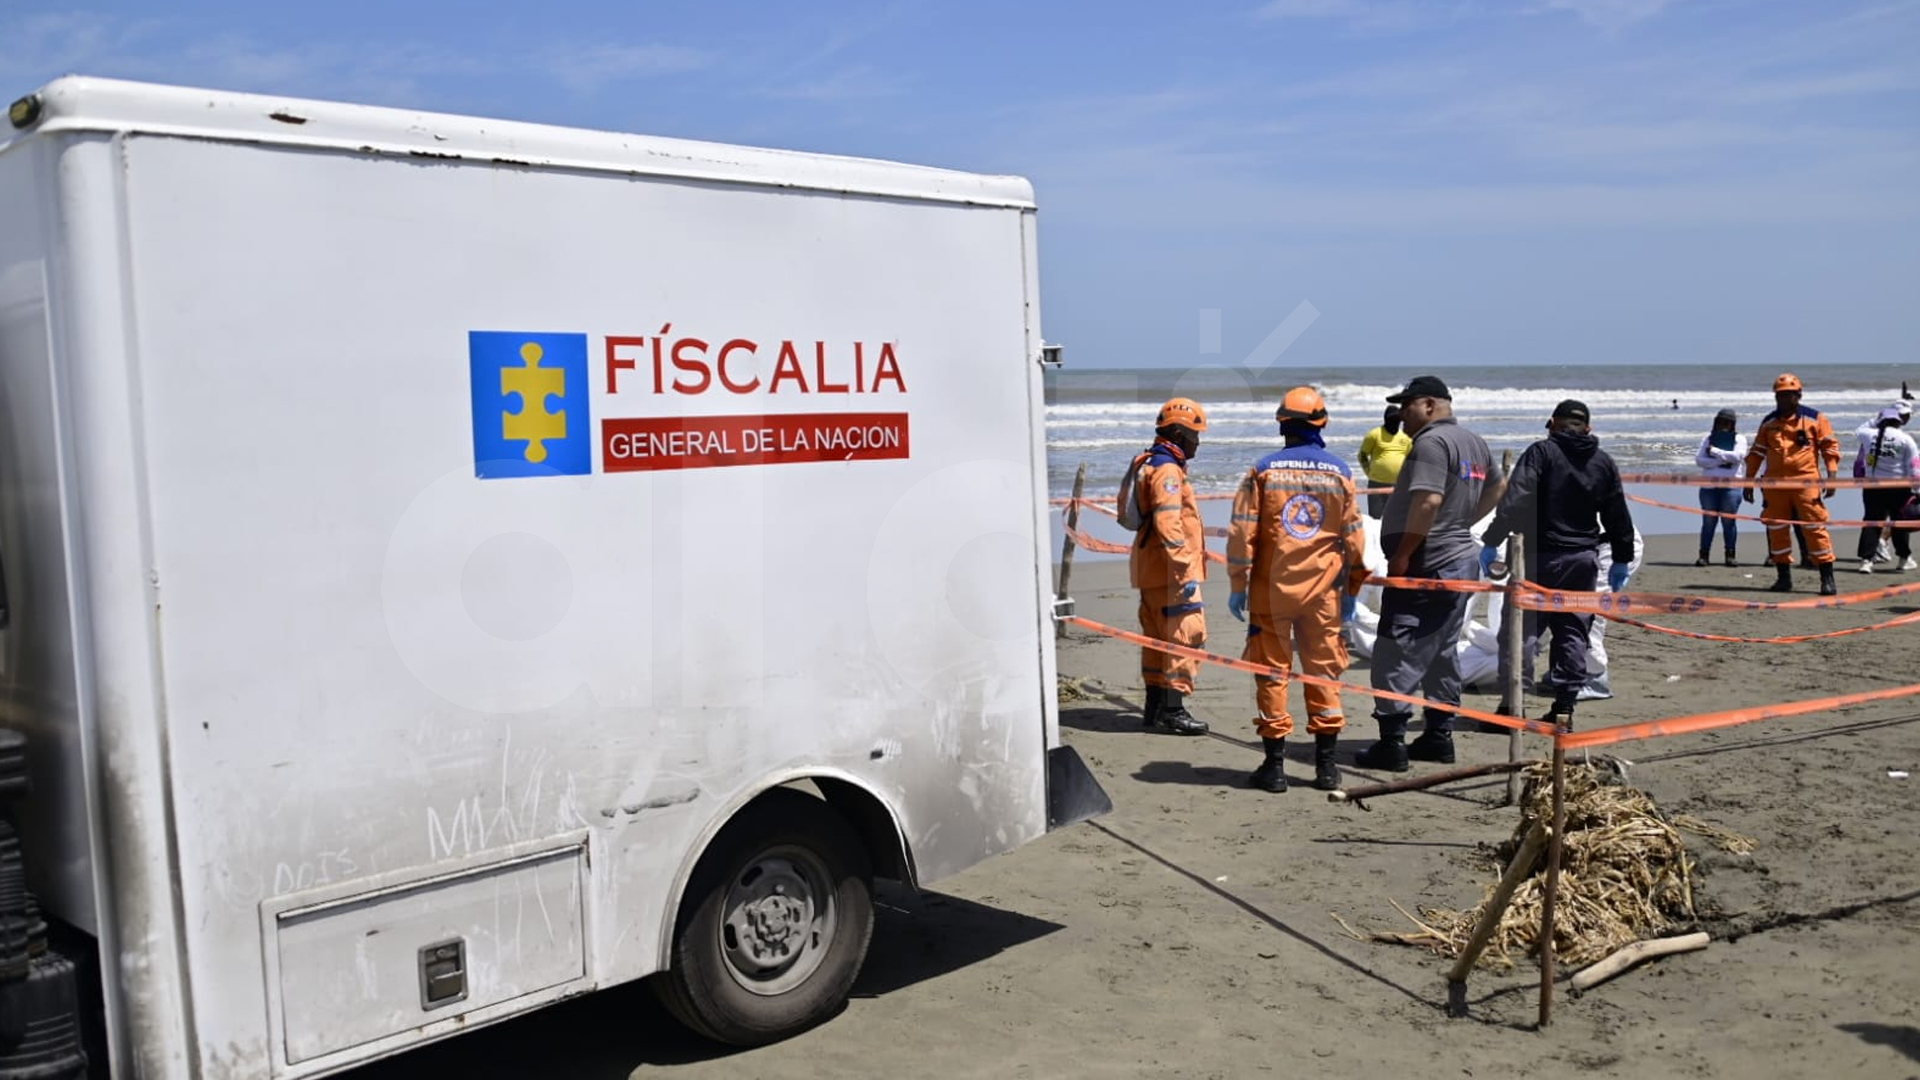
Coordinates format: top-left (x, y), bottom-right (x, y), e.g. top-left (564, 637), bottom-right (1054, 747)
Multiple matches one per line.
top-left (1358, 426), bottom-right (1412, 485)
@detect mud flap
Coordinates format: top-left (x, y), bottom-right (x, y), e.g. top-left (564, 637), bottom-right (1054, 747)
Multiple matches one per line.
top-left (1045, 745), bottom-right (1111, 830)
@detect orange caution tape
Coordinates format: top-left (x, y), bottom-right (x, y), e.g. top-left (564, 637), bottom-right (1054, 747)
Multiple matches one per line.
top-left (1061, 615), bottom-right (1558, 737)
top-left (1603, 609), bottom-right (1920, 644)
top-left (1063, 503), bottom-right (1230, 564)
top-left (1559, 680), bottom-right (1920, 751)
top-left (1064, 525), bottom-right (1227, 564)
top-left (1061, 614), bottom-right (1920, 752)
top-left (1074, 498), bottom-right (1119, 519)
top-left (1063, 526), bottom-right (1133, 555)
top-left (1367, 575), bottom-right (1500, 594)
top-left (1512, 577), bottom-right (1920, 615)
top-left (1625, 492), bottom-right (1919, 530)
top-left (1615, 473), bottom-right (1915, 490)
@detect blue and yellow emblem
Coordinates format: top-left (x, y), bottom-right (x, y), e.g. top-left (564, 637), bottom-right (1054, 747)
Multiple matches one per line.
top-left (1280, 492), bottom-right (1325, 540)
top-left (469, 331), bottom-right (592, 478)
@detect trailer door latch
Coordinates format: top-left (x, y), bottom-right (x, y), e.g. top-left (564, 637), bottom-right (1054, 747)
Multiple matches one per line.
top-left (418, 938), bottom-right (468, 1010)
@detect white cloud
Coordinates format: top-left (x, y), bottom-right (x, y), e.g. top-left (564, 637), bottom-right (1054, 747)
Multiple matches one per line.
top-left (1729, 68), bottom-right (1919, 103)
top-left (1272, 1), bottom-right (1444, 31)
top-left (0, 14), bottom-right (711, 106)
top-left (762, 65), bottom-right (909, 102)
top-left (1255, 0), bottom-right (1364, 15)
top-left (0, 12), bottom-right (165, 89)
top-left (1536, 0), bottom-right (1677, 31)
top-left (544, 44), bottom-right (712, 93)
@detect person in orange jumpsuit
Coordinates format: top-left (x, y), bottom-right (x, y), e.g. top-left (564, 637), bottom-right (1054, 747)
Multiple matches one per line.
top-left (1744, 372), bottom-right (1841, 595)
top-left (1226, 388), bottom-right (1368, 792)
top-left (1131, 397), bottom-right (1211, 735)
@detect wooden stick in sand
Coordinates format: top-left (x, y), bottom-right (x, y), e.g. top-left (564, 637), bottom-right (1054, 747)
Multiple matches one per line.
top-left (1056, 463), bottom-right (1087, 637)
top-left (1502, 529), bottom-right (1526, 807)
top-left (1327, 760), bottom-right (1538, 809)
top-left (1569, 932), bottom-right (1710, 994)
top-left (1538, 728), bottom-right (1569, 1027)
top-left (1446, 819), bottom-right (1553, 1017)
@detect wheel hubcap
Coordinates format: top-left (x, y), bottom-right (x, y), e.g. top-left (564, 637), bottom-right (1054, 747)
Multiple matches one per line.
top-left (720, 846), bottom-right (836, 996)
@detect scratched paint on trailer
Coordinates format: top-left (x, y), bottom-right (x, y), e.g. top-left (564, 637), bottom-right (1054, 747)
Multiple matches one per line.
top-left (274, 848), bottom-right (586, 1064)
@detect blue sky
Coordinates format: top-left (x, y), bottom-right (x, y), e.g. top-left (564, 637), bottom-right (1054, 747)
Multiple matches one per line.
top-left (5, 1), bottom-right (1915, 368)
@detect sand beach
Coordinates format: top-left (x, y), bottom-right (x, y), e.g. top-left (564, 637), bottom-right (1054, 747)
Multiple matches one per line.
top-left (343, 531), bottom-right (1920, 1080)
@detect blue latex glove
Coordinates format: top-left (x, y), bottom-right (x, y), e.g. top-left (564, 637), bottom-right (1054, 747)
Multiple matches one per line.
top-left (1228, 591), bottom-right (1247, 622)
top-left (1608, 564), bottom-right (1631, 592)
top-left (1181, 580), bottom-right (1199, 602)
top-left (1479, 544), bottom-right (1500, 576)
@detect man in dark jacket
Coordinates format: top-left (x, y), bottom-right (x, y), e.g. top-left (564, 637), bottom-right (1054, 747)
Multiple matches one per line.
top-left (1480, 399), bottom-right (1635, 726)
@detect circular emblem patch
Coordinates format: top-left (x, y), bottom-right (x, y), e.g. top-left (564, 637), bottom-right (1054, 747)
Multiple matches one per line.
top-left (1280, 492), bottom-right (1325, 540)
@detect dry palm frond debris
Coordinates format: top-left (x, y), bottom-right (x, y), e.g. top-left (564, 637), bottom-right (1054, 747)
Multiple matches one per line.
top-left (1057, 675), bottom-right (1096, 702)
top-left (1338, 762), bottom-right (1755, 968)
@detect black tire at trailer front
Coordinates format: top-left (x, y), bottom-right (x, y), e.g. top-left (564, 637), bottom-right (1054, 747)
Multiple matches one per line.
top-left (656, 788), bottom-right (874, 1046)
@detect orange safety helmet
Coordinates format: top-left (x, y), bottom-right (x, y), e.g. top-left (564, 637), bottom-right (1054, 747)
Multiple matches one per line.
top-left (1155, 397), bottom-right (1209, 433)
top-left (1773, 372), bottom-right (1803, 393)
top-left (1275, 386), bottom-right (1329, 427)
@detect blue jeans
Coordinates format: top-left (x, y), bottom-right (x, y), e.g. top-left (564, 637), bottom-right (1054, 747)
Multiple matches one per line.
top-left (1698, 486), bottom-right (1739, 554)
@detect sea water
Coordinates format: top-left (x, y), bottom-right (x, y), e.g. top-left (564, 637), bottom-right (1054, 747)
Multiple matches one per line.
top-left (1046, 362), bottom-right (1911, 543)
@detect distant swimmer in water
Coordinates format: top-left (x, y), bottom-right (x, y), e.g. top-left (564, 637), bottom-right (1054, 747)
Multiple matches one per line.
top-left (1903, 380), bottom-right (1914, 401)
top-left (1671, 399), bottom-right (1680, 410)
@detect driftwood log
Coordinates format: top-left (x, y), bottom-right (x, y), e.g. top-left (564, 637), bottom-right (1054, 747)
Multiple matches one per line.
top-left (1328, 760), bottom-right (1540, 810)
top-left (1569, 931), bottom-right (1711, 993)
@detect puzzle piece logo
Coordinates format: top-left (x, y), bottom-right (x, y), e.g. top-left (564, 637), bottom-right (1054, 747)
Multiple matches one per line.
top-left (501, 342), bottom-right (567, 462)
top-left (469, 331), bottom-right (592, 478)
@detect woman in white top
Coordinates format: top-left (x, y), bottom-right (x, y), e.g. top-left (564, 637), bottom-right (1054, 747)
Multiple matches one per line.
top-left (1694, 408), bottom-right (1747, 567)
top-left (1854, 404), bottom-right (1918, 572)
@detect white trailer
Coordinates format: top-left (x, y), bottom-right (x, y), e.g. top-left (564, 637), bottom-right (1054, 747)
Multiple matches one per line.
top-left (0, 77), bottom-right (1104, 1079)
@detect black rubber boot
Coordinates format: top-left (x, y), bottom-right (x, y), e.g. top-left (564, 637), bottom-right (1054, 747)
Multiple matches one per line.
top-left (1356, 718), bottom-right (1409, 772)
top-left (1818, 563), bottom-right (1838, 596)
top-left (1768, 563), bottom-right (1793, 592)
top-left (1694, 550), bottom-right (1710, 567)
top-left (1541, 695), bottom-right (1577, 729)
top-left (1153, 690), bottom-right (1209, 736)
top-left (1724, 546), bottom-right (1737, 567)
top-left (1407, 728), bottom-right (1456, 764)
top-left (1140, 686), bottom-right (1165, 729)
top-left (1249, 738), bottom-right (1288, 793)
top-left (1312, 733), bottom-right (1341, 791)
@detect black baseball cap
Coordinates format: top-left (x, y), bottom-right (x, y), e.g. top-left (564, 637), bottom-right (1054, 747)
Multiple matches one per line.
top-left (1552, 399), bottom-right (1590, 425)
top-left (1385, 375), bottom-right (1451, 404)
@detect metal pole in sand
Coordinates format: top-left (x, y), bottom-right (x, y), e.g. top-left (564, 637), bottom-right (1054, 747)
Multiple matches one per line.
top-left (1503, 539), bottom-right (1527, 807)
top-left (1056, 463), bottom-right (1088, 638)
top-left (1447, 820), bottom-right (1552, 1017)
top-left (1537, 722), bottom-right (1569, 1027)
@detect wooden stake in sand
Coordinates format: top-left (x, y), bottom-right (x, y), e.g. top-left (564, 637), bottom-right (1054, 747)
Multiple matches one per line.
top-left (1447, 820), bottom-right (1552, 1017)
top-left (1056, 463), bottom-right (1087, 637)
top-left (1538, 724), bottom-right (1570, 1027)
top-left (1502, 528), bottom-right (1526, 808)
top-left (1569, 932), bottom-right (1710, 994)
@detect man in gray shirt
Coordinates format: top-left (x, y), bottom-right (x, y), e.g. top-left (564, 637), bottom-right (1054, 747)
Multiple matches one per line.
top-left (1358, 376), bottom-right (1507, 772)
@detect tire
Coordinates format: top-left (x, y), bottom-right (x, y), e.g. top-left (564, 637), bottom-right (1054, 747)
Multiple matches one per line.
top-left (655, 788), bottom-right (874, 1046)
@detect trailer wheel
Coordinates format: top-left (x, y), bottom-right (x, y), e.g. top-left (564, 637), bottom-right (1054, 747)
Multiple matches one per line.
top-left (657, 788), bottom-right (874, 1045)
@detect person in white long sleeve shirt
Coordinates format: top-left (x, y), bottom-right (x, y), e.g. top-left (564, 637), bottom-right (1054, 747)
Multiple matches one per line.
top-left (1694, 408), bottom-right (1747, 566)
top-left (1854, 404), bottom-right (1918, 573)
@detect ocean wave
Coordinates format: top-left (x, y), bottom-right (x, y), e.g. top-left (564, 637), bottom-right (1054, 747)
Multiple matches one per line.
top-left (1049, 389), bottom-right (1903, 419)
